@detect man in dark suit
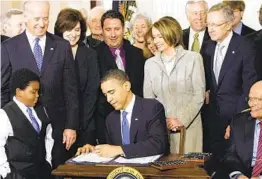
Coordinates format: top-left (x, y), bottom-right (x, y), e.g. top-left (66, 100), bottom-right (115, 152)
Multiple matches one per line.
top-left (223, 81), bottom-right (262, 179)
top-left (203, 3), bottom-right (258, 158)
top-left (183, 0), bottom-right (211, 152)
top-left (76, 69), bottom-right (169, 158)
top-left (246, 4), bottom-right (262, 80)
top-left (1, 1), bottom-right (79, 169)
top-left (183, 0), bottom-right (210, 53)
top-left (94, 10), bottom-right (145, 144)
top-left (223, 0), bottom-right (255, 36)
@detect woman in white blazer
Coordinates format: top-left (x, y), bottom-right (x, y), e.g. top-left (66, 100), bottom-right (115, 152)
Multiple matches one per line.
top-left (143, 17), bottom-right (205, 154)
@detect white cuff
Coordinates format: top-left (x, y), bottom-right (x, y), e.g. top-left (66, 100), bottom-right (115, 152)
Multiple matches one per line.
top-left (229, 171), bottom-right (242, 179)
top-left (0, 162), bottom-right (11, 178)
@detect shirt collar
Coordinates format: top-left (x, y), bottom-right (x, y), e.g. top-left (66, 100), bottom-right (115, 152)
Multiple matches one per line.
top-left (233, 22), bottom-right (243, 35)
top-left (218, 31), bottom-right (233, 47)
top-left (189, 27), bottom-right (206, 37)
top-left (121, 94), bottom-right (135, 114)
top-left (13, 96), bottom-right (32, 112)
top-left (109, 44), bottom-right (124, 57)
top-left (25, 29), bottom-right (46, 44)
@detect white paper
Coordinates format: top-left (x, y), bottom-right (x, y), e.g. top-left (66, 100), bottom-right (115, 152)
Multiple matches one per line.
top-left (72, 153), bottom-right (114, 163)
top-left (114, 154), bottom-right (162, 164)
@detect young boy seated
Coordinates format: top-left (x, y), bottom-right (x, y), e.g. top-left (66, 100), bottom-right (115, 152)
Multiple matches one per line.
top-left (0, 68), bottom-right (53, 179)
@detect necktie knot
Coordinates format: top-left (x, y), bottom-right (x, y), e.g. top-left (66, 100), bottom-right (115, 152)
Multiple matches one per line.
top-left (35, 38), bottom-right (40, 44)
top-left (194, 33), bottom-right (199, 39)
top-left (122, 111), bottom-right (128, 118)
top-left (115, 49), bottom-right (120, 56)
top-left (27, 107), bottom-right (32, 114)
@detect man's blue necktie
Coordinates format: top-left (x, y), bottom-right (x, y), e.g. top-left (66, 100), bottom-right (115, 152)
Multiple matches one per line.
top-left (121, 111), bottom-right (130, 145)
top-left (33, 38), bottom-right (43, 71)
top-left (26, 107), bottom-right (40, 134)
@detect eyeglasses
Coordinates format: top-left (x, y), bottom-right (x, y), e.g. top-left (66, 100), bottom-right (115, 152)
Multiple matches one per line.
top-left (206, 21), bottom-right (228, 28)
top-left (245, 97), bottom-right (262, 103)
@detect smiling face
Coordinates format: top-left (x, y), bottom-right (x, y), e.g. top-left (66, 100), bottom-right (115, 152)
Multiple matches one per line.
top-left (88, 11), bottom-right (103, 36)
top-left (101, 78), bottom-right (131, 110)
top-left (16, 81), bottom-right (40, 107)
top-left (63, 22), bottom-right (81, 47)
top-left (152, 27), bottom-right (171, 53)
top-left (103, 18), bottom-right (124, 48)
top-left (186, 1), bottom-right (207, 32)
top-left (132, 17), bottom-right (149, 43)
top-left (146, 36), bottom-right (157, 55)
top-left (4, 14), bottom-right (24, 37)
top-left (248, 83), bottom-right (262, 120)
top-left (24, 2), bottom-right (49, 37)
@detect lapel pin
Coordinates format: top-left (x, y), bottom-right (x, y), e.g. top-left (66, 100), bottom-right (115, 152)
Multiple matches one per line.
top-left (232, 51), bottom-right (235, 54)
top-left (50, 48), bottom-right (54, 50)
top-left (135, 118), bottom-right (138, 121)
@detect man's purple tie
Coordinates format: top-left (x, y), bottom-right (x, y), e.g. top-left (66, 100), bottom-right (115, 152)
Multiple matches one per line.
top-left (252, 122), bottom-right (262, 177)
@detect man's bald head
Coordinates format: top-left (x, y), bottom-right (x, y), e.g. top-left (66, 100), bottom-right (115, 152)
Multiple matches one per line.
top-left (249, 81), bottom-right (262, 120)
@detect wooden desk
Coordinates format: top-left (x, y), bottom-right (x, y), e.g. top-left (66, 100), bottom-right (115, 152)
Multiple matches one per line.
top-left (52, 155), bottom-right (209, 179)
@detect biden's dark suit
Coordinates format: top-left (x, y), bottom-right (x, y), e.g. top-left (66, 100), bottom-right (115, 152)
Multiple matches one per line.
top-left (1, 31), bottom-right (79, 168)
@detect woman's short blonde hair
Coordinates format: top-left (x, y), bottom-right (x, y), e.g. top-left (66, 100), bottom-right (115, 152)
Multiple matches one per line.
top-left (153, 16), bottom-right (184, 48)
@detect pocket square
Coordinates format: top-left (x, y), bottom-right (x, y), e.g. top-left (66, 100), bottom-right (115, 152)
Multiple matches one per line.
top-left (135, 118), bottom-right (138, 121)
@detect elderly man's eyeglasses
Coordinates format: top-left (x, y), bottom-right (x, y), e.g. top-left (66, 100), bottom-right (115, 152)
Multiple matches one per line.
top-left (245, 97), bottom-right (262, 103)
top-left (206, 21), bottom-right (228, 28)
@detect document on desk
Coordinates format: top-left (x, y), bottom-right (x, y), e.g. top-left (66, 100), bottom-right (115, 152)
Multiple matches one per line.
top-left (72, 153), bottom-right (114, 163)
top-left (114, 154), bottom-right (162, 164)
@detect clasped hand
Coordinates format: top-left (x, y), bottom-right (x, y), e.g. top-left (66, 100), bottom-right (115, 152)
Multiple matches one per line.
top-left (166, 117), bottom-right (183, 131)
top-left (76, 144), bottom-right (124, 158)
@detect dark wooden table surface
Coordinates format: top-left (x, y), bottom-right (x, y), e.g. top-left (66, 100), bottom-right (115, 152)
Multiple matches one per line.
top-left (52, 154), bottom-right (209, 179)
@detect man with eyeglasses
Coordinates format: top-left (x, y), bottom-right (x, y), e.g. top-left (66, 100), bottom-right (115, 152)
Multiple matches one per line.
top-left (223, 0), bottom-right (255, 36)
top-left (183, 0), bottom-right (211, 152)
top-left (223, 81), bottom-right (262, 179)
top-left (202, 2), bottom-right (258, 170)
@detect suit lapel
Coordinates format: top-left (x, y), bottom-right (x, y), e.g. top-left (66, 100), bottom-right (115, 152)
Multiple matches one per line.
top-left (11, 102), bottom-right (39, 136)
top-left (183, 28), bottom-right (190, 50)
top-left (217, 34), bottom-right (238, 88)
top-left (41, 32), bottom-right (56, 75)
top-left (130, 96), bottom-right (142, 143)
top-left (208, 42), bottom-right (217, 90)
top-left (244, 117), bottom-right (256, 168)
top-left (112, 111), bottom-right (122, 144)
top-left (19, 32), bottom-right (40, 75)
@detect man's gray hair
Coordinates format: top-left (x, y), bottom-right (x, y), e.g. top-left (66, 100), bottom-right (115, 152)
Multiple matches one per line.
top-left (208, 3), bottom-right (234, 22)
top-left (1, 9), bottom-right (23, 34)
top-left (23, 1), bottom-right (50, 13)
top-left (185, 0), bottom-right (208, 14)
top-left (129, 12), bottom-right (152, 31)
top-left (87, 6), bottom-right (105, 22)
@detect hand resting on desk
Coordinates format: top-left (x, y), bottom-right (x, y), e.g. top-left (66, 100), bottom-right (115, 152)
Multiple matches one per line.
top-left (76, 144), bottom-right (124, 158)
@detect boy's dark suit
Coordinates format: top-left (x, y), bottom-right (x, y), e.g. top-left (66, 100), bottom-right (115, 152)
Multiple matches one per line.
top-left (106, 96), bottom-right (169, 158)
top-left (3, 102), bottom-right (51, 179)
top-left (1, 31), bottom-right (79, 168)
top-left (95, 40), bottom-right (145, 143)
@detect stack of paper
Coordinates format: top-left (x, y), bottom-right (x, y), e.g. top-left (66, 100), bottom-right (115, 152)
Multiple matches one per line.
top-left (72, 153), bottom-right (114, 163)
top-left (114, 154), bottom-right (162, 164)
